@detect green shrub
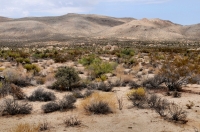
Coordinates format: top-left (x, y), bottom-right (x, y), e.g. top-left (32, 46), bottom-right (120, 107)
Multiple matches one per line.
top-left (79, 54), bottom-right (100, 66)
top-left (16, 57), bottom-right (24, 63)
top-left (51, 67), bottom-right (80, 91)
top-left (89, 61), bottom-right (116, 79)
top-left (24, 64), bottom-right (40, 73)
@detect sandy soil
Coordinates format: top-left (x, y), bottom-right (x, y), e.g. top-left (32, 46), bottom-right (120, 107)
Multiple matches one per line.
top-left (1, 84), bottom-right (200, 132)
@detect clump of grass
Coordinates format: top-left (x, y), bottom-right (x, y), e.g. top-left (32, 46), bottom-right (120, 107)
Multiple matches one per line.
top-left (127, 87), bottom-right (147, 108)
top-left (81, 92), bottom-right (116, 114)
top-left (9, 123), bottom-right (40, 132)
top-left (63, 116), bottom-right (81, 127)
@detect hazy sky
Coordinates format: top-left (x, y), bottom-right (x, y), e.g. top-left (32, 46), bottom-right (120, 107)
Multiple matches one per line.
top-left (0, 0), bottom-right (199, 25)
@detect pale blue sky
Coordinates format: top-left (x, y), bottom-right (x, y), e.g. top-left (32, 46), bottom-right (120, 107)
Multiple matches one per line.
top-left (0, 0), bottom-right (199, 25)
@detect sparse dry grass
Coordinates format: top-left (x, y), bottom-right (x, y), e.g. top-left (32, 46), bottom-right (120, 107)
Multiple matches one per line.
top-left (9, 123), bottom-right (40, 132)
top-left (81, 92), bottom-right (117, 114)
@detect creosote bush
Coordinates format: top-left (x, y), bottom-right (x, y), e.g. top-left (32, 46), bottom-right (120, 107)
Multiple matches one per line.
top-left (82, 92), bottom-right (116, 114)
top-left (51, 66), bottom-right (80, 91)
top-left (1, 98), bottom-right (32, 115)
top-left (28, 88), bottom-right (56, 102)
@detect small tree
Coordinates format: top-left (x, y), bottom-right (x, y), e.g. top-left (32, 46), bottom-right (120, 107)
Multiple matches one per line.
top-left (52, 67), bottom-right (80, 91)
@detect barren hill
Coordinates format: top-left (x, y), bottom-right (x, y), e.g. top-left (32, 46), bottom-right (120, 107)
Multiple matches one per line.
top-left (0, 13), bottom-right (199, 41)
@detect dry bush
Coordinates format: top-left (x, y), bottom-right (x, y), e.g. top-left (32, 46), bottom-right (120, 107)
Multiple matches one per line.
top-left (42, 94), bottom-right (76, 113)
top-left (186, 101), bottom-right (194, 109)
top-left (142, 75), bottom-right (165, 89)
top-left (10, 84), bottom-right (26, 100)
top-left (9, 123), bottom-right (40, 132)
top-left (127, 87), bottom-right (147, 108)
top-left (63, 116), bottom-right (81, 127)
top-left (81, 92), bottom-right (116, 114)
top-left (153, 98), bottom-right (170, 117)
top-left (28, 88), bottom-right (56, 102)
top-left (168, 103), bottom-right (188, 123)
top-left (147, 94), bottom-right (160, 108)
top-left (2, 68), bottom-right (30, 87)
top-left (39, 120), bottom-right (49, 131)
top-left (97, 82), bottom-right (113, 92)
top-left (116, 95), bottom-right (123, 110)
top-left (83, 90), bottom-right (94, 98)
top-left (42, 102), bottom-right (60, 113)
top-left (128, 80), bottom-right (141, 89)
top-left (0, 82), bottom-right (11, 98)
top-left (1, 98), bottom-right (32, 115)
top-left (59, 94), bottom-right (77, 111)
top-left (72, 90), bottom-right (84, 98)
top-left (45, 73), bottom-right (55, 82)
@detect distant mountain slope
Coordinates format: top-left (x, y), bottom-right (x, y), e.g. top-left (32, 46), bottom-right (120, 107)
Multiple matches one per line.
top-left (0, 16), bottom-right (12, 22)
top-left (0, 13), bottom-right (199, 41)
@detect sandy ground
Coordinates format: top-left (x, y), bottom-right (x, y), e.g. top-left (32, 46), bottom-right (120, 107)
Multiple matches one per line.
top-left (1, 84), bottom-right (200, 132)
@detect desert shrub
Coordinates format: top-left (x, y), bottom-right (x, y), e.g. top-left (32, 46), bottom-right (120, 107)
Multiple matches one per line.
top-left (111, 79), bottom-right (121, 87)
top-left (51, 66), bottom-right (80, 91)
top-left (83, 90), bottom-right (94, 98)
top-left (24, 64), bottom-right (40, 73)
top-left (2, 68), bottom-right (30, 87)
top-left (79, 54), bottom-right (100, 66)
top-left (127, 87), bottom-right (147, 108)
top-left (89, 61), bottom-right (116, 79)
top-left (2, 98), bottom-right (32, 115)
top-left (16, 58), bottom-right (31, 64)
top-left (28, 88), bottom-right (56, 102)
top-left (116, 95), bottom-right (123, 110)
top-left (9, 123), bottom-right (40, 132)
top-left (128, 80), bottom-right (141, 89)
top-left (186, 101), bottom-right (194, 109)
top-left (39, 120), bottom-right (49, 131)
top-left (41, 102), bottom-right (60, 113)
top-left (10, 84), bottom-right (26, 100)
top-left (164, 77), bottom-right (187, 92)
top-left (82, 92), bottom-right (116, 114)
top-left (59, 94), bottom-right (77, 110)
top-left (153, 98), bottom-right (169, 117)
top-left (0, 82), bottom-right (11, 98)
top-left (72, 90), bottom-right (84, 98)
top-left (16, 57), bottom-right (24, 63)
top-left (0, 83), bottom-right (25, 99)
top-left (63, 116), bottom-right (81, 127)
top-left (127, 87), bottom-right (146, 99)
top-left (172, 91), bottom-right (181, 98)
top-left (42, 94), bottom-right (76, 113)
top-left (53, 54), bottom-right (70, 63)
top-left (142, 75), bottom-right (165, 89)
top-left (147, 94), bottom-right (160, 108)
top-left (168, 103), bottom-right (188, 123)
top-left (97, 82), bottom-right (113, 92)
top-left (34, 76), bottom-right (46, 84)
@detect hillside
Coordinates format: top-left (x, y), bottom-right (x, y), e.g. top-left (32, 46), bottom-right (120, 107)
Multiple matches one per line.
top-left (0, 13), bottom-right (199, 41)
